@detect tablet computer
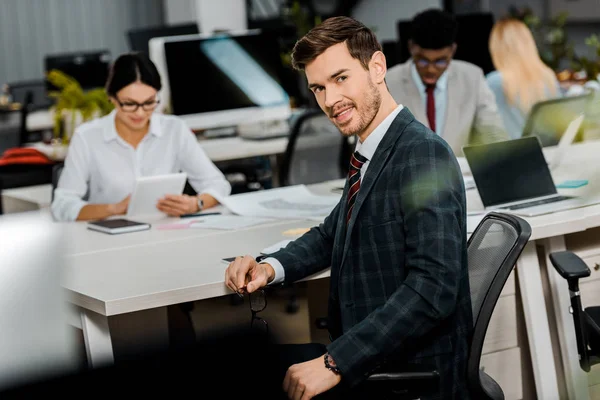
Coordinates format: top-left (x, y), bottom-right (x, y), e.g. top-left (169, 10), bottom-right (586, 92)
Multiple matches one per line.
top-left (127, 172), bottom-right (187, 217)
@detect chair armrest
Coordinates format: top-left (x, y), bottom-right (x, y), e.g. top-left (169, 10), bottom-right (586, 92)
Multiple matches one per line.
top-left (366, 363), bottom-right (438, 382)
top-left (549, 251), bottom-right (591, 280)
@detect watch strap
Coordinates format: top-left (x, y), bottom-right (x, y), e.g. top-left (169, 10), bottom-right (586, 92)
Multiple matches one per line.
top-left (324, 352), bottom-right (340, 374)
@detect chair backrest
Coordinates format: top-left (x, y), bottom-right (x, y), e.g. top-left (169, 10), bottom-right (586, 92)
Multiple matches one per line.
top-left (466, 212), bottom-right (531, 398)
top-left (51, 163), bottom-right (64, 202)
top-left (279, 109), bottom-right (353, 187)
top-left (522, 91), bottom-right (593, 147)
top-left (0, 177), bottom-right (3, 215)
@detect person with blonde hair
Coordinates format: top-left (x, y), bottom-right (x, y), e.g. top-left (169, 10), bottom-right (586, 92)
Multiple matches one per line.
top-left (487, 18), bottom-right (562, 139)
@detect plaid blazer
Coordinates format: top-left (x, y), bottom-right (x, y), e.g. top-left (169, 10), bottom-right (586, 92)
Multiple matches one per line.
top-left (272, 108), bottom-right (472, 399)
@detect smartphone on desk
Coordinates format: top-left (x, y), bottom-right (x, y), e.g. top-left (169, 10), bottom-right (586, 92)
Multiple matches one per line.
top-left (221, 255), bottom-right (267, 264)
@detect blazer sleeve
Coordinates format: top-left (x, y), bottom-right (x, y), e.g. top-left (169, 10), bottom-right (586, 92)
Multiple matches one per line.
top-left (326, 138), bottom-right (467, 387)
top-left (471, 70), bottom-right (509, 145)
top-left (267, 200), bottom-right (341, 284)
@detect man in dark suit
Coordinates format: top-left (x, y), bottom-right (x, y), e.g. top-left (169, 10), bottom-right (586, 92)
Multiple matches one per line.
top-left (225, 16), bottom-right (471, 400)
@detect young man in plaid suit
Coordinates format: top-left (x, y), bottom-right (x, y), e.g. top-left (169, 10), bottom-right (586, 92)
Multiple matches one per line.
top-left (225, 16), bottom-right (471, 400)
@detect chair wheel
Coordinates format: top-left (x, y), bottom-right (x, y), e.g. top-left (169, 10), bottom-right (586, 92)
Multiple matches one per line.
top-left (315, 317), bottom-right (328, 329)
top-left (285, 301), bottom-right (299, 314)
top-left (230, 294), bottom-right (244, 306)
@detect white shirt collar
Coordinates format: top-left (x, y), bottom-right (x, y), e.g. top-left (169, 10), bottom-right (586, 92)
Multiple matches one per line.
top-left (355, 104), bottom-right (404, 161)
top-left (103, 110), bottom-right (164, 142)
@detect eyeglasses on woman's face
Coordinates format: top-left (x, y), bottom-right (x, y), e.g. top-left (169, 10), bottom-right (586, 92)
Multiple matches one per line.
top-left (115, 96), bottom-right (160, 112)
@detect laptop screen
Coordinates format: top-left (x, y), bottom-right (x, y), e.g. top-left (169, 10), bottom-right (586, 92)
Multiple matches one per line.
top-left (463, 137), bottom-right (557, 207)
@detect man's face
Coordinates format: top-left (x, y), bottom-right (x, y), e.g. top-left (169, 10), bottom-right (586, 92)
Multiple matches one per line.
top-left (409, 42), bottom-right (456, 86)
top-left (305, 42), bottom-right (381, 137)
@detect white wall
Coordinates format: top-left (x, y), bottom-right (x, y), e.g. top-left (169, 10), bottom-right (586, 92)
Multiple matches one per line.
top-left (163, 0), bottom-right (197, 25)
top-left (0, 0), bottom-right (164, 83)
top-left (196, 0), bottom-right (247, 33)
top-left (351, 0), bottom-right (442, 42)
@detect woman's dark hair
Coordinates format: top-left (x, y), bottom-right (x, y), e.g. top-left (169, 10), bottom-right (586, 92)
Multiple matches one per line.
top-left (105, 52), bottom-right (162, 97)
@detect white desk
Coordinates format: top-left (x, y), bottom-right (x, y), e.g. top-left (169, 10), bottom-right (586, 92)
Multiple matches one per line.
top-left (5, 141), bottom-right (600, 398)
top-left (25, 109), bottom-right (291, 163)
top-left (1, 184), bottom-right (53, 213)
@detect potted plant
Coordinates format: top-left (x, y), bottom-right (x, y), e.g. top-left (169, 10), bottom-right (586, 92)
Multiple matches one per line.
top-left (46, 69), bottom-right (114, 144)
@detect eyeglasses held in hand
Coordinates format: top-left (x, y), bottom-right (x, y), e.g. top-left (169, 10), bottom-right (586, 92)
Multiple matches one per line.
top-left (249, 289), bottom-right (269, 335)
top-left (116, 97), bottom-right (160, 112)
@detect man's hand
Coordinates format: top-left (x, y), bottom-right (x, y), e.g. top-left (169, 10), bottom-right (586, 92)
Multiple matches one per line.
top-left (224, 255), bottom-right (275, 294)
top-left (156, 194), bottom-right (198, 216)
top-left (283, 355), bottom-right (342, 400)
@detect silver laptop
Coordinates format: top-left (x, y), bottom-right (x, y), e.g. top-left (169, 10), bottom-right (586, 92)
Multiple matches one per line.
top-left (463, 135), bottom-right (599, 217)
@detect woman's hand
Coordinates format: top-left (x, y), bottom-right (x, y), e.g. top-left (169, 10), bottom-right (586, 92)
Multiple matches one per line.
top-left (156, 194), bottom-right (199, 216)
top-left (109, 195), bottom-right (131, 216)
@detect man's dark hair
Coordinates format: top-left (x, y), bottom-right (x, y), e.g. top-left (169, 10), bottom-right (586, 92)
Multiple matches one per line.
top-left (105, 52), bottom-right (162, 97)
top-left (291, 16), bottom-right (381, 71)
top-left (410, 9), bottom-right (458, 49)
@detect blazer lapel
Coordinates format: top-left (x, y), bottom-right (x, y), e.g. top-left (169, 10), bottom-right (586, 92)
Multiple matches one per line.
top-left (398, 63), bottom-right (428, 129)
top-left (339, 108), bottom-right (415, 267)
top-left (441, 65), bottom-right (460, 144)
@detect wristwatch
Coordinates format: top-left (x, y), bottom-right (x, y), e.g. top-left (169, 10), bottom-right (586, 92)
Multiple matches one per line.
top-left (324, 352), bottom-right (340, 374)
top-left (197, 197), bottom-right (204, 212)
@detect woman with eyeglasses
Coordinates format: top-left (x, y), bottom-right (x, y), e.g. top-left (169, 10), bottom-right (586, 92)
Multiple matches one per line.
top-left (486, 18), bottom-right (562, 139)
top-left (51, 52), bottom-right (231, 222)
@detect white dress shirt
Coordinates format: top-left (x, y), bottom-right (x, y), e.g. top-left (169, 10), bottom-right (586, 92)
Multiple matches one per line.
top-left (51, 110), bottom-right (232, 222)
top-left (410, 61), bottom-right (449, 136)
top-left (265, 104), bottom-right (405, 285)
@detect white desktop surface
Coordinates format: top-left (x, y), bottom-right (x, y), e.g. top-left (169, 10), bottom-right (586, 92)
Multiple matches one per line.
top-left (4, 141), bottom-right (600, 398)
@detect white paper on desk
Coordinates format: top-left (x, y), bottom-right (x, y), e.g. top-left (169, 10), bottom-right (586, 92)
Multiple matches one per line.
top-left (189, 215), bottom-right (273, 230)
top-left (261, 239), bottom-right (294, 254)
top-left (220, 185), bottom-right (340, 220)
top-left (463, 176), bottom-right (476, 190)
top-left (467, 214), bottom-right (486, 233)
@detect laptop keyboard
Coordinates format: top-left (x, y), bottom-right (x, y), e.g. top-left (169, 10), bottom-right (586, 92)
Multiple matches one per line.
top-left (503, 195), bottom-right (574, 210)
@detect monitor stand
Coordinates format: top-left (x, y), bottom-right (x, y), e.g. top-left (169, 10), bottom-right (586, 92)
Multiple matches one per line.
top-left (203, 126), bottom-right (237, 139)
top-left (237, 119), bottom-right (290, 140)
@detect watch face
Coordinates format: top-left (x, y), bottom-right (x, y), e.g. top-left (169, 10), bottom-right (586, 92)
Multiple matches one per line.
top-left (198, 198), bottom-right (204, 210)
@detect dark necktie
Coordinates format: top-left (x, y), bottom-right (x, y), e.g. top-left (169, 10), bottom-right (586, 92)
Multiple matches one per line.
top-left (426, 84), bottom-right (436, 133)
top-left (346, 151), bottom-right (367, 224)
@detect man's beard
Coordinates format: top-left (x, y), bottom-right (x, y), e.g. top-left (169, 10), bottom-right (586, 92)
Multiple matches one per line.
top-left (334, 79), bottom-right (381, 137)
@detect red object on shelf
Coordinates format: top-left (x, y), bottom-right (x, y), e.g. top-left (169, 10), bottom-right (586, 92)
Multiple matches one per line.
top-left (0, 148), bottom-right (54, 166)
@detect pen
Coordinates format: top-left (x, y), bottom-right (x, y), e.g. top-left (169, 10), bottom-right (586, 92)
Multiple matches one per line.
top-left (180, 211), bottom-right (222, 219)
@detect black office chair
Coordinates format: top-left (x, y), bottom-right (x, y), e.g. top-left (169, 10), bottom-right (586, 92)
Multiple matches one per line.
top-left (0, 178), bottom-right (4, 215)
top-left (279, 108), bottom-right (353, 187)
top-left (51, 163), bottom-right (64, 202)
top-left (549, 251), bottom-right (600, 372)
top-left (362, 212), bottom-right (532, 399)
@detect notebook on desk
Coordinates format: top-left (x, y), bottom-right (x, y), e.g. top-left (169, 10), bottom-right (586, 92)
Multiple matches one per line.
top-left (87, 219), bottom-right (151, 235)
top-left (463, 136), bottom-right (600, 217)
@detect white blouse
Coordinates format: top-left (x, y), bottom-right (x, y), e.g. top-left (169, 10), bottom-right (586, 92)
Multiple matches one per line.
top-left (51, 110), bottom-right (231, 222)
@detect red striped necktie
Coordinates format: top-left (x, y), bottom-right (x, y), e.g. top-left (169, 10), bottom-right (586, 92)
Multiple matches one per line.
top-left (426, 84), bottom-right (436, 133)
top-left (346, 151), bottom-right (368, 224)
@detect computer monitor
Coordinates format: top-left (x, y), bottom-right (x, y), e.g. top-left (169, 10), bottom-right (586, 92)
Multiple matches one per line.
top-left (522, 91), bottom-right (593, 147)
top-left (149, 30), bottom-right (291, 131)
top-left (397, 12), bottom-right (495, 75)
top-left (127, 23), bottom-right (200, 55)
top-left (0, 213), bottom-right (79, 392)
top-left (44, 50), bottom-right (111, 92)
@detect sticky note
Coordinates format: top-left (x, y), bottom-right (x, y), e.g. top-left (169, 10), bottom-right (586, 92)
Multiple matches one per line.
top-left (282, 228), bottom-right (310, 236)
top-left (556, 180), bottom-right (588, 189)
